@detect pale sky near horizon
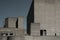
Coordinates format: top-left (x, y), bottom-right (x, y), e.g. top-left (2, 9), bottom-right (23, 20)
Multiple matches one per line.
top-left (0, 0), bottom-right (32, 29)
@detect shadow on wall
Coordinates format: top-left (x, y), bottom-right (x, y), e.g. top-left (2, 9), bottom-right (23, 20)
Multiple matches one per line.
top-left (27, 0), bottom-right (34, 35)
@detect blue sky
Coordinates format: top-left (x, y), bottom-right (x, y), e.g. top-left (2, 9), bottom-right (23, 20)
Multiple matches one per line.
top-left (0, 0), bottom-right (32, 29)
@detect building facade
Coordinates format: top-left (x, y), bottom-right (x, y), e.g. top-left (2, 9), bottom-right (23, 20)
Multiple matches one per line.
top-left (27, 0), bottom-right (60, 40)
top-left (0, 16), bottom-right (24, 40)
top-left (1, 0), bottom-right (60, 40)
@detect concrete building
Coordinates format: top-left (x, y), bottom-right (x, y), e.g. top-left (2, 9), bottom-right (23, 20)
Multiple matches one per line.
top-left (4, 17), bottom-right (17, 28)
top-left (1, 0), bottom-right (60, 40)
top-left (34, 0), bottom-right (60, 36)
top-left (26, 0), bottom-right (60, 40)
top-left (0, 16), bottom-right (24, 40)
top-left (27, 0), bottom-right (34, 35)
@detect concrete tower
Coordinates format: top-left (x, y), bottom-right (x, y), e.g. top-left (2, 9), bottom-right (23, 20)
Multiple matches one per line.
top-left (34, 0), bottom-right (60, 36)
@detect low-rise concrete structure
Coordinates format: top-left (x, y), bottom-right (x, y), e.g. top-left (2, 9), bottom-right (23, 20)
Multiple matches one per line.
top-left (0, 16), bottom-right (24, 40)
top-left (4, 17), bottom-right (17, 28)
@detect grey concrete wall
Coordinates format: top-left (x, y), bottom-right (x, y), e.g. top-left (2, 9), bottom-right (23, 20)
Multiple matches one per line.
top-left (7, 36), bottom-right (15, 40)
top-left (31, 23), bottom-right (40, 36)
top-left (25, 36), bottom-right (60, 40)
top-left (2, 36), bottom-right (7, 40)
top-left (18, 16), bottom-right (24, 29)
top-left (25, 36), bottom-right (33, 40)
top-left (0, 28), bottom-right (24, 40)
top-left (14, 36), bottom-right (24, 40)
top-left (34, 0), bottom-right (60, 36)
top-left (55, 2), bottom-right (60, 36)
top-left (5, 17), bottom-right (17, 28)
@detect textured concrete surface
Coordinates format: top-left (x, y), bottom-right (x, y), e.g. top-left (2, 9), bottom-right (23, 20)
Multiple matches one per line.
top-left (18, 16), bottom-right (24, 29)
top-left (2, 36), bottom-right (7, 40)
top-left (5, 17), bottom-right (17, 28)
top-left (0, 16), bottom-right (24, 40)
top-left (34, 0), bottom-right (60, 36)
top-left (31, 23), bottom-right (40, 36)
top-left (25, 36), bottom-right (60, 40)
top-left (1, 0), bottom-right (60, 40)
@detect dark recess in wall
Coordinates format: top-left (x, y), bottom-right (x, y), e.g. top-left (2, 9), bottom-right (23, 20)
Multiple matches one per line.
top-left (16, 18), bottom-right (18, 28)
top-left (4, 18), bottom-right (8, 28)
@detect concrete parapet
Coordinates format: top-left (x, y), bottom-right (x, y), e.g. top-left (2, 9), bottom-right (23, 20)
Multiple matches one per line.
top-left (25, 35), bottom-right (60, 40)
top-left (4, 17), bottom-right (17, 28)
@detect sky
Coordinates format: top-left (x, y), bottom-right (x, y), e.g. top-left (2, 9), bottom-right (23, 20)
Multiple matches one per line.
top-left (0, 0), bottom-right (32, 29)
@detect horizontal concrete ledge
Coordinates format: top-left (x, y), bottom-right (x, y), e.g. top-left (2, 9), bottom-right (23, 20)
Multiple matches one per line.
top-left (25, 35), bottom-right (60, 37)
top-left (25, 35), bottom-right (60, 40)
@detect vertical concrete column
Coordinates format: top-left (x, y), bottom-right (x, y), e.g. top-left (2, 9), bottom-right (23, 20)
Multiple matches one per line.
top-left (43, 30), bottom-right (46, 36)
top-left (18, 16), bottom-right (24, 29)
